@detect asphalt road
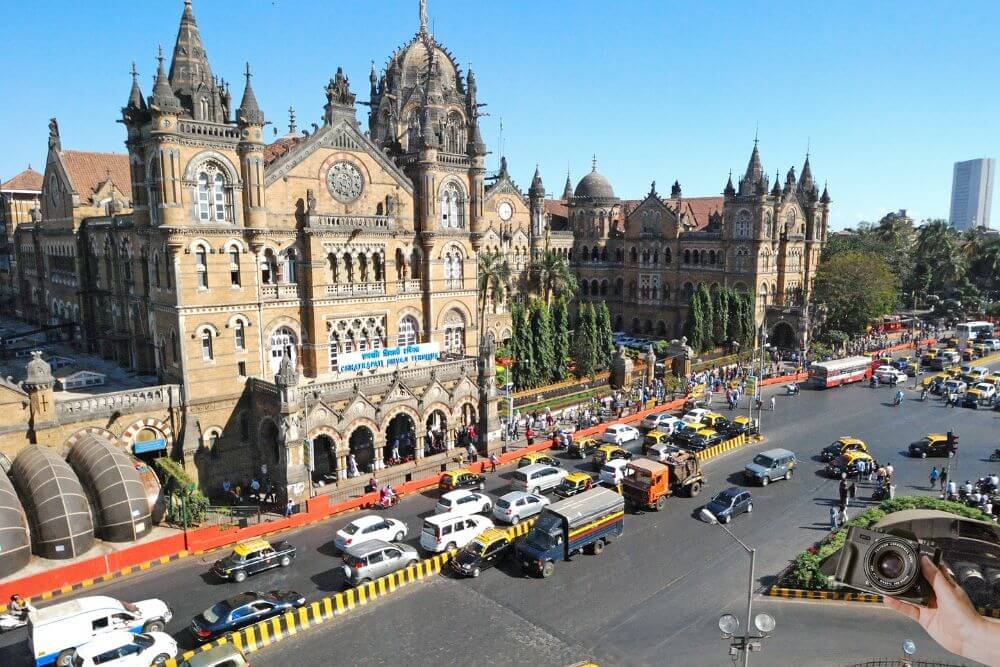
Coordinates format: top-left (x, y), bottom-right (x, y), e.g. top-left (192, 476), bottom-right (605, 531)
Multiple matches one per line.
top-left (3, 363), bottom-right (999, 666)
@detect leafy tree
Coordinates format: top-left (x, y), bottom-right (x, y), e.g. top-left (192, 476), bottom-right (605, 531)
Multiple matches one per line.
top-left (696, 284), bottom-right (714, 351)
top-left (740, 292), bottom-right (756, 348)
top-left (907, 219), bottom-right (965, 297)
top-left (712, 288), bottom-right (729, 346)
top-left (595, 302), bottom-right (615, 368)
top-left (529, 250), bottom-right (578, 305)
top-left (477, 249), bottom-right (512, 344)
top-left (528, 299), bottom-right (554, 386)
top-left (683, 288), bottom-right (704, 352)
top-left (869, 211), bottom-right (916, 287)
top-left (726, 289), bottom-right (744, 346)
top-left (572, 303), bottom-right (599, 378)
top-left (814, 252), bottom-right (898, 336)
top-left (510, 302), bottom-right (533, 390)
top-left (551, 296), bottom-right (570, 381)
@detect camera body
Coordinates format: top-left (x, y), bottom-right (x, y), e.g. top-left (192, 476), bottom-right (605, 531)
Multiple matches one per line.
top-left (832, 526), bottom-right (942, 604)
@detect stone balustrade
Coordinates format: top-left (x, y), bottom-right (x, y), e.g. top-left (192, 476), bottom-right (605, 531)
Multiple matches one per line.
top-left (56, 384), bottom-right (182, 422)
top-left (325, 282), bottom-right (386, 297)
top-left (261, 283), bottom-right (300, 300)
top-left (308, 214), bottom-right (394, 230)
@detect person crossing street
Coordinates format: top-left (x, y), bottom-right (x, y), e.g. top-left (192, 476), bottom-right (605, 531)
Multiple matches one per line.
top-left (929, 466), bottom-right (940, 490)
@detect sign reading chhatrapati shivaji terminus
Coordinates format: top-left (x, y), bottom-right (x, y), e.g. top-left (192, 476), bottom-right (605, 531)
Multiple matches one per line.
top-left (337, 343), bottom-right (441, 373)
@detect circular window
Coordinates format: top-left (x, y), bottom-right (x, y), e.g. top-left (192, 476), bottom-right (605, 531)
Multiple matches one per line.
top-left (498, 201), bottom-right (513, 221)
top-left (326, 161), bottom-right (364, 204)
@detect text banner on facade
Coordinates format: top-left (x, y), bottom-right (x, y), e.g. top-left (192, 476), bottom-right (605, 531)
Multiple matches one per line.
top-left (338, 343), bottom-right (441, 373)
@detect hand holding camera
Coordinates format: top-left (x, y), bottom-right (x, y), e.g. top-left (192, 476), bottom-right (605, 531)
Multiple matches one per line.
top-left (831, 526), bottom-right (942, 604)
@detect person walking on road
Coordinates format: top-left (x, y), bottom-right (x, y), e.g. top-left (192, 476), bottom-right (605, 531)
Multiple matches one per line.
top-left (489, 452), bottom-right (498, 474)
top-left (829, 506), bottom-right (839, 530)
top-left (929, 466), bottom-right (940, 489)
top-left (839, 504), bottom-right (850, 524)
top-left (839, 474), bottom-right (850, 507)
top-left (849, 481), bottom-right (858, 503)
top-left (770, 395), bottom-right (776, 411)
top-left (939, 467), bottom-right (949, 492)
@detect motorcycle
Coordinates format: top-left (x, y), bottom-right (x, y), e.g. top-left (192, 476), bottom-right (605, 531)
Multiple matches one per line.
top-left (872, 483), bottom-right (890, 501)
top-left (785, 384), bottom-right (800, 396)
top-left (990, 448), bottom-right (1000, 462)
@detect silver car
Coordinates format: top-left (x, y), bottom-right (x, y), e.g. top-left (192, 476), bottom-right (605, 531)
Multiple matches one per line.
top-left (340, 539), bottom-right (419, 587)
top-left (493, 491), bottom-right (550, 524)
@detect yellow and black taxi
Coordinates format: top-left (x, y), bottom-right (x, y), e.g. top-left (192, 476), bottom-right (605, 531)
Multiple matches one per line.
top-left (517, 452), bottom-right (561, 469)
top-left (820, 436), bottom-right (869, 462)
top-left (974, 342), bottom-right (992, 357)
top-left (683, 428), bottom-right (725, 453)
top-left (921, 349), bottom-right (939, 363)
top-left (825, 450), bottom-right (875, 478)
top-left (210, 538), bottom-right (296, 583)
top-left (591, 444), bottom-right (633, 470)
top-left (554, 471), bottom-right (594, 498)
top-left (963, 382), bottom-right (997, 408)
top-left (450, 528), bottom-right (514, 578)
top-left (700, 412), bottom-right (732, 430)
top-left (984, 373), bottom-right (1000, 388)
top-left (909, 434), bottom-right (952, 458)
top-left (721, 415), bottom-right (755, 437)
top-left (941, 337), bottom-right (960, 349)
top-left (438, 468), bottom-right (486, 492)
top-left (642, 429), bottom-right (673, 454)
top-left (567, 436), bottom-right (602, 459)
top-left (922, 372), bottom-right (949, 390)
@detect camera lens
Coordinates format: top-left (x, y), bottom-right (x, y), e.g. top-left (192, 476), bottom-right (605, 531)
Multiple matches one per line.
top-left (878, 552), bottom-right (905, 580)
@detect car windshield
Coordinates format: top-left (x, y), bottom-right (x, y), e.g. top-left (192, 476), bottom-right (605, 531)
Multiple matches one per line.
top-left (121, 600), bottom-right (139, 613)
top-left (753, 454), bottom-right (774, 467)
top-left (204, 602), bottom-right (229, 624)
top-left (134, 634), bottom-right (154, 649)
top-left (466, 541), bottom-right (487, 556)
top-left (712, 490), bottom-right (737, 504)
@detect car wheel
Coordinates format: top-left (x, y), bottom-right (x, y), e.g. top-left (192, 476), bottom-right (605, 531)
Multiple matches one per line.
top-left (723, 514), bottom-right (732, 524)
top-left (592, 539), bottom-right (605, 555)
top-left (760, 476), bottom-right (769, 487)
top-left (233, 570), bottom-right (247, 583)
top-left (407, 559), bottom-right (418, 569)
top-left (511, 515), bottom-right (520, 525)
top-left (394, 531), bottom-right (404, 542)
top-left (472, 567), bottom-right (481, 578)
top-left (655, 496), bottom-right (666, 511)
top-left (478, 481), bottom-right (485, 490)
top-left (446, 542), bottom-right (456, 551)
top-left (152, 654), bottom-right (171, 666)
top-left (541, 561), bottom-right (555, 578)
top-left (747, 503), bottom-right (753, 513)
top-left (143, 619), bottom-right (165, 633)
top-left (56, 650), bottom-right (75, 667)
top-left (688, 481), bottom-right (702, 497)
top-left (279, 555), bottom-right (291, 567)
top-left (785, 469), bottom-right (793, 480)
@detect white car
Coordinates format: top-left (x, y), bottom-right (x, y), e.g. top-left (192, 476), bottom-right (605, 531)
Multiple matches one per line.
top-left (641, 412), bottom-right (683, 433)
top-left (599, 458), bottom-right (634, 485)
top-left (682, 408), bottom-right (709, 425)
top-left (969, 366), bottom-right (990, 380)
top-left (420, 514), bottom-right (493, 552)
top-left (648, 442), bottom-right (683, 462)
top-left (334, 515), bottom-right (408, 551)
top-left (874, 365), bottom-right (907, 384)
top-left (980, 338), bottom-right (1000, 351)
top-left (435, 490), bottom-right (493, 517)
top-left (73, 631), bottom-right (177, 667)
top-left (972, 382), bottom-right (997, 399)
top-left (493, 491), bottom-right (550, 524)
top-left (602, 424), bottom-right (640, 444)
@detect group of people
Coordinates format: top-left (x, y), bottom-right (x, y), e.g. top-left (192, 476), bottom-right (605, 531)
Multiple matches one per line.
top-left (940, 468), bottom-right (999, 517)
top-left (220, 470), bottom-right (277, 508)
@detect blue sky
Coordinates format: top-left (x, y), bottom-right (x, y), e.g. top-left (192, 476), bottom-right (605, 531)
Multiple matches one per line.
top-left (2, 0), bottom-right (998, 229)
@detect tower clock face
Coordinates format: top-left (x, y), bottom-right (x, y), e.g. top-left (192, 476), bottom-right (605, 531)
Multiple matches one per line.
top-left (326, 161), bottom-right (364, 204)
top-left (498, 201), bottom-right (513, 221)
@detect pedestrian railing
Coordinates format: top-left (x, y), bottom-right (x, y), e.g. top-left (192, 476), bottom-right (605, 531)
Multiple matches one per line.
top-left (204, 505), bottom-right (266, 529)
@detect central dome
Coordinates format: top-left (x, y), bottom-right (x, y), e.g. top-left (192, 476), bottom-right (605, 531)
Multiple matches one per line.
top-left (574, 168), bottom-right (616, 200)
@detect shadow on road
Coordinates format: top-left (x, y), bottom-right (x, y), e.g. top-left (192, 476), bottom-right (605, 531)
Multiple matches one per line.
top-left (310, 566), bottom-right (345, 593)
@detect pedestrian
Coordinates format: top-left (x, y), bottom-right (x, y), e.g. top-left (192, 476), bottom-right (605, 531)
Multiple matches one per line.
top-left (489, 452), bottom-right (498, 473)
top-left (526, 426), bottom-right (535, 446)
top-left (839, 504), bottom-right (850, 524)
top-left (284, 499), bottom-right (294, 518)
top-left (829, 506), bottom-right (839, 530)
top-left (885, 462), bottom-right (894, 479)
top-left (390, 438), bottom-right (400, 463)
top-left (839, 474), bottom-right (849, 507)
top-left (849, 481), bottom-right (857, 503)
top-left (347, 453), bottom-right (358, 478)
top-left (250, 477), bottom-right (261, 501)
top-left (770, 395), bottom-right (776, 412)
top-left (929, 466), bottom-right (940, 489)
top-left (466, 441), bottom-right (477, 463)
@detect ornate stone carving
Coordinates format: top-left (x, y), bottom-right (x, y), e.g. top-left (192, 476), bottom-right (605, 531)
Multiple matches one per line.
top-left (326, 161), bottom-right (364, 204)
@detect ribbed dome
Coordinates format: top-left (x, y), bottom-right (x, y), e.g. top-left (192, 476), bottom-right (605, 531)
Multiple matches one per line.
top-left (574, 169), bottom-right (616, 200)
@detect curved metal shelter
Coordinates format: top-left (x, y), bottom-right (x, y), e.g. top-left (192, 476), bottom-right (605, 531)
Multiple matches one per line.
top-left (0, 469), bottom-right (31, 577)
top-left (67, 434), bottom-right (152, 542)
top-left (10, 446), bottom-right (94, 559)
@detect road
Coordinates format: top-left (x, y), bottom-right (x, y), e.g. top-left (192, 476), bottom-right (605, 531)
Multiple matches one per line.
top-left (3, 365), bottom-right (998, 666)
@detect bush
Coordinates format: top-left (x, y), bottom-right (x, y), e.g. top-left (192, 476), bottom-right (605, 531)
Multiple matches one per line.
top-left (783, 496), bottom-right (990, 590)
top-left (154, 456), bottom-right (210, 526)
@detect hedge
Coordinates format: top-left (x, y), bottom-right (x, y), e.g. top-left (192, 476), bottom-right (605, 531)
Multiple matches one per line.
top-left (785, 496), bottom-right (992, 591)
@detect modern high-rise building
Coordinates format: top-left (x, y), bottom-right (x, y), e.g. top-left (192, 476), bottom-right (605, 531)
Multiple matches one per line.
top-left (949, 158), bottom-right (995, 230)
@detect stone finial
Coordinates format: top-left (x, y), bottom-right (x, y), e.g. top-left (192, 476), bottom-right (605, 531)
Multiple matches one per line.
top-left (24, 351), bottom-right (54, 387)
top-left (274, 353), bottom-right (299, 388)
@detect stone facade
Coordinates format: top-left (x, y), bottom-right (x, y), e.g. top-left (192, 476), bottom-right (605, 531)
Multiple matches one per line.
top-left (0, 167), bottom-right (42, 310)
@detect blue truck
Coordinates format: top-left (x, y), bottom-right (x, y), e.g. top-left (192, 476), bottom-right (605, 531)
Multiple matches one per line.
top-left (515, 486), bottom-right (625, 577)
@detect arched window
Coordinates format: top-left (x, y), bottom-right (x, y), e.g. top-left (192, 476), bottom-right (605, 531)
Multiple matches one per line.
top-left (683, 249), bottom-right (690, 264)
top-left (197, 167), bottom-right (229, 222)
top-left (591, 247), bottom-right (599, 262)
top-left (445, 112), bottom-right (466, 153)
top-left (614, 278), bottom-right (622, 296)
top-left (234, 320), bottom-right (246, 351)
top-left (692, 250), bottom-right (700, 265)
top-left (601, 247), bottom-right (608, 261)
top-left (169, 330), bottom-right (178, 365)
top-left (630, 247), bottom-right (638, 263)
top-left (328, 329), bottom-right (340, 371)
top-left (443, 310), bottom-right (465, 355)
top-left (764, 212), bottom-right (773, 238)
top-left (709, 250), bottom-right (716, 265)
top-left (283, 249), bottom-right (297, 284)
top-left (736, 210), bottom-right (751, 238)
top-left (268, 326), bottom-right (297, 375)
top-left (440, 182), bottom-right (465, 228)
top-left (662, 284), bottom-right (671, 301)
top-left (261, 249), bottom-right (278, 285)
top-left (195, 246), bottom-right (208, 288)
top-left (398, 315), bottom-right (419, 346)
top-left (229, 249), bottom-right (241, 286)
top-left (153, 252), bottom-right (162, 288)
top-left (148, 158), bottom-right (162, 226)
top-left (600, 280), bottom-right (608, 296)
top-left (581, 246), bottom-right (589, 262)
top-left (406, 109), bottom-right (421, 150)
top-left (664, 247), bottom-right (671, 264)
top-left (682, 282), bottom-right (694, 301)
top-left (700, 250), bottom-right (708, 265)
top-left (615, 248), bottom-right (624, 262)
top-left (581, 281), bottom-right (589, 297)
top-left (200, 329), bottom-right (213, 361)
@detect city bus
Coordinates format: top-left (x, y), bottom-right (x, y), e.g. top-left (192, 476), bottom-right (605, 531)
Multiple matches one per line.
top-left (809, 356), bottom-right (873, 388)
top-left (956, 321), bottom-right (994, 344)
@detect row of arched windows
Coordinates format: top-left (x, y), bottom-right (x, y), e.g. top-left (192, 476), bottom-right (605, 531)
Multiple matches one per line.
top-left (328, 250), bottom-right (384, 285)
top-left (681, 249), bottom-right (725, 266)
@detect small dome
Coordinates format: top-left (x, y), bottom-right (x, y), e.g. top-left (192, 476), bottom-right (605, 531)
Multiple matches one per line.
top-left (574, 168), bottom-right (616, 200)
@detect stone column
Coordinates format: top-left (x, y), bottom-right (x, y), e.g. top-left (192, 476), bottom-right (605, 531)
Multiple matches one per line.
top-left (414, 429), bottom-right (426, 460)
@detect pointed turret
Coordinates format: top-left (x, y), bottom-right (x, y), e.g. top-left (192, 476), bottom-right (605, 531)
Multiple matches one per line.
top-left (770, 170), bottom-right (782, 197)
top-left (562, 171), bottom-right (573, 201)
top-left (723, 171), bottom-right (735, 197)
top-left (529, 164), bottom-right (544, 197)
top-left (820, 182), bottom-right (831, 204)
top-left (149, 46), bottom-right (183, 114)
top-left (784, 166), bottom-right (796, 194)
top-left (237, 63), bottom-right (264, 126)
top-left (369, 61), bottom-right (379, 101)
top-left (126, 63), bottom-right (145, 111)
top-left (798, 154), bottom-right (814, 192)
top-left (738, 139), bottom-right (767, 196)
top-left (168, 1), bottom-right (215, 98)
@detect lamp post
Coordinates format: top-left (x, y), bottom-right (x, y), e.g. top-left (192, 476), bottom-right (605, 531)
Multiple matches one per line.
top-left (700, 508), bottom-right (774, 665)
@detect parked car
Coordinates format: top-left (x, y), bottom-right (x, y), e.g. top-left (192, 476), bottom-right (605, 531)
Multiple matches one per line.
top-left (435, 490), bottom-right (493, 516)
top-left (191, 590), bottom-right (305, 641)
top-left (743, 448), bottom-right (797, 486)
top-left (334, 515), bottom-right (408, 552)
top-left (492, 491), bottom-right (550, 524)
top-left (420, 514), bottom-right (493, 552)
top-left (210, 538), bottom-right (295, 583)
top-left (72, 631), bottom-right (177, 667)
top-left (602, 424), bottom-right (640, 445)
top-left (702, 487), bottom-right (753, 524)
top-left (450, 528), bottom-right (515, 578)
top-left (341, 540), bottom-right (419, 586)
top-left (641, 412), bottom-right (683, 433)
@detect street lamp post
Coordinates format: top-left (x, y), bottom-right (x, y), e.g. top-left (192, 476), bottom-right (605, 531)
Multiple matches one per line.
top-left (700, 508), bottom-right (774, 666)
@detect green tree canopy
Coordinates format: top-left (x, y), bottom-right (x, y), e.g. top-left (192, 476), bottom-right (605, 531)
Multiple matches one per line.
top-left (551, 296), bottom-right (570, 381)
top-left (529, 250), bottom-right (578, 305)
top-left (683, 288), bottom-right (704, 352)
top-left (595, 302), bottom-right (615, 368)
top-left (528, 299), bottom-right (554, 386)
top-left (814, 251), bottom-right (898, 336)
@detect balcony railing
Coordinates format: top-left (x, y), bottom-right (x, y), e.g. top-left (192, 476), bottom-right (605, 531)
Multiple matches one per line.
top-left (178, 121), bottom-right (241, 140)
top-left (438, 152), bottom-right (471, 167)
top-left (325, 282), bottom-right (385, 297)
top-left (308, 214), bottom-right (395, 231)
top-left (395, 279), bottom-right (421, 293)
top-left (261, 283), bottom-right (300, 300)
top-left (56, 384), bottom-right (182, 422)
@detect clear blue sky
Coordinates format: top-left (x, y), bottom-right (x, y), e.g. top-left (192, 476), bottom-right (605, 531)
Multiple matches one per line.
top-left (2, 0), bottom-right (998, 229)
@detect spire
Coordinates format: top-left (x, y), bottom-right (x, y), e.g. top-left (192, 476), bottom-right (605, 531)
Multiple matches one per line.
top-left (770, 170), bottom-right (781, 197)
top-left (798, 152), bottom-right (815, 194)
top-left (237, 63), bottom-right (264, 125)
top-left (562, 170), bottom-right (573, 201)
top-left (126, 62), bottom-right (145, 110)
top-left (287, 107), bottom-right (298, 135)
top-left (744, 140), bottom-right (763, 184)
top-left (591, 154), bottom-right (598, 172)
top-left (168, 0), bottom-right (215, 100)
top-left (723, 170), bottom-right (735, 196)
top-left (150, 45), bottom-right (183, 114)
top-left (369, 60), bottom-right (378, 100)
top-left (419, 0), bottom-right (429, 35)
top-left (820, 182), bottom-right (831, 204)
top-left (529, 164), bottom-right (544, 197)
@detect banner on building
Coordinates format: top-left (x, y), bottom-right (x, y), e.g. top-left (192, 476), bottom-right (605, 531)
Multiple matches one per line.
top-left (338, 343), bottom-right (441, 373)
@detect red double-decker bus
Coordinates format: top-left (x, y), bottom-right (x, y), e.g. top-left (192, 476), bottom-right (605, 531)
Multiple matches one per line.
top-left (809, 356), bottom-right (873, 388)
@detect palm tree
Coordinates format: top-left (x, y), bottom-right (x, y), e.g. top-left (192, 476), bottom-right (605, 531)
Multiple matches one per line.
top-left (477, 249), bottom-right (512, 347)
top-left (529, 250), bottom-right (578, 305)
top-left (914, 219), bottom-right (965, 293)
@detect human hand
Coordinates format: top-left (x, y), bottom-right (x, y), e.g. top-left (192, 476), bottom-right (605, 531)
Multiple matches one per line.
top-left (884, 555), bottom-right (999, 665)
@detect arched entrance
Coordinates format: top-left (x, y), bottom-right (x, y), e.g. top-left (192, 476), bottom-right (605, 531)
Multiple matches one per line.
top-left (425, 409), bottom-right (449, 454)
top-left (349, 426), bottom-right (375, 474)
top-left (311, 435), bottom-right (337, 484)
top-left (132, 427), bottom-right (167, 466)
top-left (259, 420), bottom-right (281, 476)
top-left (384, 414), bottom-right (416, 464)
top-left (771, 321), bottom-right (798, 350)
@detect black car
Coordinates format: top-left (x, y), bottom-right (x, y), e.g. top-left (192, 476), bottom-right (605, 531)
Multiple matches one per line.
top-left (566, 438), bottom-right (601, 459)
top-left (703, 487), bottom-right (753, 524)
top-left (191, 590), bottom-right (306, 640)
top-left (908, 436), bottom-right (951, 458)
top-left (449, 529), bottom-right (513, 578)
top-left (211, 539), bottom-right (296, 583)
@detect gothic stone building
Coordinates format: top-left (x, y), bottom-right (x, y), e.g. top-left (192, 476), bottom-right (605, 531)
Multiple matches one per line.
top-left (5, 2), bottom-right (502, 502)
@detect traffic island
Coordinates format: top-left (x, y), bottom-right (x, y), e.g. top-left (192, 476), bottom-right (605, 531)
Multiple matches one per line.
top-left (765, 496), bottom-right (1000, 619)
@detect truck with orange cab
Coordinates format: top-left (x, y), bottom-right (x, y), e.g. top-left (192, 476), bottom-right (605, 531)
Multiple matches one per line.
top-left (621, 452), bottom-right (704, 512)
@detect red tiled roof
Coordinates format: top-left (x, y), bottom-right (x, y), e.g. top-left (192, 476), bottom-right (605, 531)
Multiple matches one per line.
top-left (59, 151), bottom-right (131, 199)
top-left (264, 136), bottom-right (304, 167)
top-left (544, 199), bottom-right (568, 218)
top-left (1, 167), bottom-right (43, 192)
top-left (677, 196), bottom-right (725, 230)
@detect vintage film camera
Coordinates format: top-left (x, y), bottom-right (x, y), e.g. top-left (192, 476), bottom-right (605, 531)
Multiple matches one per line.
top-left (831, 526), bottom-right (942, 604)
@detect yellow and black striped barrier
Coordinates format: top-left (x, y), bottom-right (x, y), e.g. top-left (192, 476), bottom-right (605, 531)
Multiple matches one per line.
top-left (697, 433), bottom-right (753, 462)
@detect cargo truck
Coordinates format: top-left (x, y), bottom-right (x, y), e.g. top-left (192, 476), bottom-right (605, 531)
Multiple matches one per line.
top-left (621, 452), bottom-right (704, 512)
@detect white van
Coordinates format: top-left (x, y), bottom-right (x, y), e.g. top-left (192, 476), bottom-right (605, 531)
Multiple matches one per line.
top-left (420, 514), bottom-right (493, 553)
top-left (29, 595), bottom-right (172, 667)
top-left (511, 464), bottom-right (568, 494)
top-left (600, 458), bottom-right (634, 486)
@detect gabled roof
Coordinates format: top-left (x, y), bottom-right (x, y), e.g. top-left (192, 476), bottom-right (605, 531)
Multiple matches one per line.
top-left (676, 196), bottom-right (725, 230)
top-left (263, 136), bottom-right (304, 167)
top-left (59, 151), bottom-right (131, 199)
top-left (1, 167), bottom-right (43, 192)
